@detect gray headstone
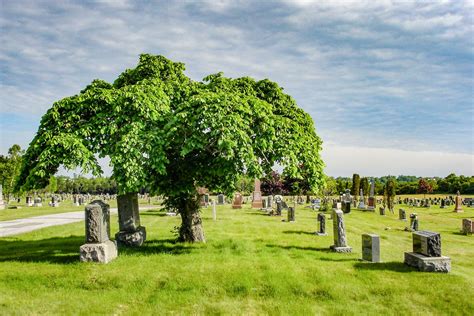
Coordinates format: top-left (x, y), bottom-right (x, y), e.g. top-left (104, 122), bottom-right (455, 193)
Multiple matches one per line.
top-left (316, 213), bottom-right (327, 235)
top-left (362, 233), bottom-right (380, 262)
top-left (330, 209), bottom-right (352, 252)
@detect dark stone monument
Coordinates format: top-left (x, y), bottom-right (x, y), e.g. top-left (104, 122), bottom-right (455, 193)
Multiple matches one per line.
top-left (379, 206), bottom-right (385, 216)
top-left (316, 213), bottom-right (327, 236)
top-left (409, 213), bottom-right (419, 231)
top-left (115, 193), bottom-right (146, 247)
top-left (341, 189), bottom-right (352, 213)
top-left (367, 179), bottom-right (375, 211)
top-left (462, 219), bottom-right (473, 235)
top-left (217, 194), bottom-right (225, 205)
top-left (399, 209), bottom-right (407, 221)
top-left (287, 207), bottom-right (295, 222)
top-left (404, 230), bottom-right (450, 272)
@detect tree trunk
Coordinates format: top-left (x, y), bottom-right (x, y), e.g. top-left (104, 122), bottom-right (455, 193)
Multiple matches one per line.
top-left (178, 195), bottom-right (205, 243)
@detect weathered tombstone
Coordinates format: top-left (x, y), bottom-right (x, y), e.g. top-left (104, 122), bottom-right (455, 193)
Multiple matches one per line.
top-left (262, 199), bottom-right (267, 209)
top-left (217, 194), bottom-right (225, 205)
top-left (367, 180), bottom-right (375, 211)
top-left (454, 191), bottom-right (463, 213)
top-left (275, 195), bottom-right (283, 216)
top-left (404, 231), bottom-right (450, 272)
top-left (409, 213), bottom-right (419, 231)
top-left (251, 179), bottom-right (263, 208)
top-left (341, 189), bottom-right (352, 213)
top-left (316, 213), bottom-right (327, 236)
top-left (399, 209), bottom-right (407, 221)
top-left (115, 193), bottom-right (146, 247)
top-left (267, 195), bottom-right (273, 209)
top-left (287, 207), bottom-right (295, 222)
top-left (26, 196), bottom-right (33, 206)
top-left (462, 219), bottom-right (473, 235)
top-left (362, 234), bottom-right (380, 262)
top-left (80, 200), bottom-right (117, 263)
top-left (50, 195), bottom-right (59, 207)
top-left (330, 209), bottom-right (352, 252)
top-left (232, 192), bottom-right (243, 209)
top-left (379, 206), bottom-right (385, 216)
top-left (212, 199), bottom-right (216, 221)
top-left (440, 199), bottom-right (445, 209)
top-left (358, 189), bottom-right (366, 210)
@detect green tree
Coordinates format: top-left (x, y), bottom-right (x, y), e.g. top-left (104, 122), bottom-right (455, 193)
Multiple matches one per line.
top-left (385, 177), bottom-right (396, 212)
top-left (0, 144), bottom-right (23, 201)
top-left (351, 174), bottom-right (360, 199)
top-left (417, 178), bottom-right (433, 198)
top-left (16, 54), bottom-right (325, 243)
top-left (360, 177), bottom-right (369, 197)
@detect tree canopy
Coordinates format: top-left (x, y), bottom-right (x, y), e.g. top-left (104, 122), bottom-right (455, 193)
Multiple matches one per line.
top-left (16, 54), bottom-right (325, 241)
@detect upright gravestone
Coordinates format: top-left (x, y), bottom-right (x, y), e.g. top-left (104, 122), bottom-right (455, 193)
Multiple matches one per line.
top-left (267, 196), bottom-right (273, 209)
top-left (80, 200), bottom-right (118, 263)
top-left (287, 207), bottom-right (295, 222)
top-left (50, 195), bottom-right (59, 207)
top-left (462, 219), bottom-right (473, 235)
top-left (115, 193), bottom-right (146, 247)
top-left (358, 189), bottom-right (366, 210)
top-left (275, 195), bottom-right (283, 216)
top-left (316, 213), bottom-right (327, 236)
top-left (404, 231), bottom-right (451, 272)
top-left (379, 206), bottom-right (385, 216)
top-left (341, 189), bottom-right (352, 213)
top-left (330, 209), bottom-right (352, 252)
top-left (440, 199), bottom-right (445, 209)
top-left (251, 179), bottom-right (263, 208)
top-left (232, 192), bottom-right (243, 209)
top-left (454, 191), bottom-right (463, 213)
top-left (262, 199), bottom-right (267, 209)
top-left (409, 213), bottom-right (419, 231)
top-left (399, 209), bottom-right (407, 221)
top-left (217, 194), bottom-right (225, 205)
top-left (367, 180), bottom-right (375, 211)
top-left (362, 234), bottom-right (380, 262)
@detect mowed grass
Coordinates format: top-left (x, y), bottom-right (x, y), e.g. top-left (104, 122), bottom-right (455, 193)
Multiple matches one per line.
top-left (0, 202), bottom-right (473, 315)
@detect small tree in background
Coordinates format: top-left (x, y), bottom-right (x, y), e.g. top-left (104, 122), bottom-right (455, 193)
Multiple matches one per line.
top-left (0, 144), bottom-right (23, 202)
top-left (385, 177), bottom-right (396, 213)
top-left (261, 171), bottom-right (287, 196)
top-left (417, 178), bottom-right (433, 198)
top-left (351, 173), bottom-right (360, 200)
top-left (360, 177), bottom-right (369, 200)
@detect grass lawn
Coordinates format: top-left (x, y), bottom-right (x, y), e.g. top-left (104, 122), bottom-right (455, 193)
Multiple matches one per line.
top-left (0, 202), bottom-right (473, 315)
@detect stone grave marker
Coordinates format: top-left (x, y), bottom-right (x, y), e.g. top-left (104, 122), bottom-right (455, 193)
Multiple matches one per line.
top-left (287, 207), bottom-right (295, 222)
top-left (232, 192), bottom-right (243, 209)
top-left (454, 191), bottom-right (463, 213)
top-left (462, 219), bottom-right (473, 235)
top-left (251, 179), bottom-right (263, 208)
top-left (217, 194), bottom-right (225, 205)
top-left (357, 188), bottom-right (366, 210)
top-left (404, 231), bottom-right (450, 272)
top-left (330, 209), bottom-right (352, 252)
top-left (316, 213), bottom-right (327, 236)
top-left (115, 193), bottom-right (146, 247)
top-left (379, 206), bottom-right (385, 216)
top-left (362, 234), bottom-right (380, 262)
top-left (399, 209), bottom-right (407, 221)
top-left (80, 200), bottom-right (118, 263)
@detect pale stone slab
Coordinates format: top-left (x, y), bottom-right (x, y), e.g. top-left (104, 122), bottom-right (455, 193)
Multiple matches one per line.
top-left (80, 240), bottom-right (118, 264)
top-left (404, 252), bottom-right (451, 272)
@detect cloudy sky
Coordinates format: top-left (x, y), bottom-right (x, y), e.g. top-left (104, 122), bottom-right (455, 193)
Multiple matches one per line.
top-left (0, 0), bottom-right (473, 177)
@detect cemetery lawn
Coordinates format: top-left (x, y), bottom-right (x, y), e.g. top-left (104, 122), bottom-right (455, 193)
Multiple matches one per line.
top-left (0, 203), bottom-right (473, 315)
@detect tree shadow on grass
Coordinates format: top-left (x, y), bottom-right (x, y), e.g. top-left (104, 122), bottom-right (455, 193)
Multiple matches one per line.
top-left (0, 236), bottom-right (193, 264)
top-left (0, 235), bottom-right (83, 264)
top-left (353, 261), bottom-right (416, 273)
top-left (120, 238), bottom-right (192, 256)
top-left (141, 209), bottom-right (168, 217)
top-left (247, 211), bottom-right (272, 217)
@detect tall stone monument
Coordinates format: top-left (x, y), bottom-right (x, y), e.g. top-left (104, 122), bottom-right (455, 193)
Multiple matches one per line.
top-left (80, 200), bottom-right (118, 263)
top-left (341, 189), bottom-right (352, 213)
top-left (404, 231), bottom-right (451, 272)
top-left (115, 193), bottom-right (146, 247)
top-left (357, 188), bottom-right (366, 209)
top-left (367, 180), bottom-right (375, 211)
top-left (251, 179), bottom-right (263, 209)
top-left (454, 191), bottom-right (463, 213)
top-left (330, 209), bottom-right (352, 252)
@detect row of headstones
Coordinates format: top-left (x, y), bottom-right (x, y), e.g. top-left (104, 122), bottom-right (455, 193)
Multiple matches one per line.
top-left (317, 209), bottom-right (452, 272)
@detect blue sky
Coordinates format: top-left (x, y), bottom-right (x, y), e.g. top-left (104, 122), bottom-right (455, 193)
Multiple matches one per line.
top-left (0, 0), bottom-right (473, 176)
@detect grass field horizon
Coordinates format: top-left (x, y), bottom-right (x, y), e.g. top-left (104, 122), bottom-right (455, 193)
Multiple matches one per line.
top-left (1, 201), bottom-right (473, 315)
